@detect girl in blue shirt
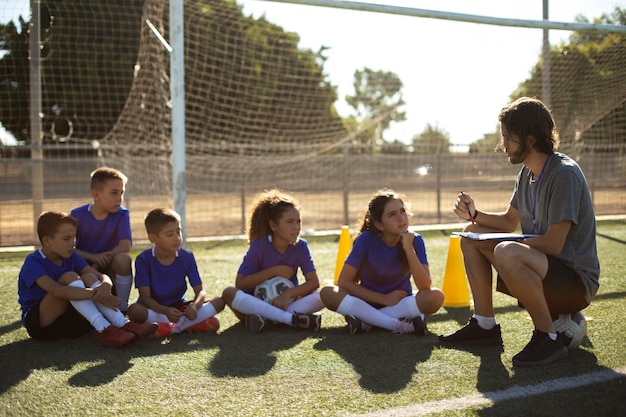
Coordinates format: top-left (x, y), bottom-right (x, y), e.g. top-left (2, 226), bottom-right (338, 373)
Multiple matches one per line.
top-left (221, 189), bottom-right (324, 333)
top-left (320, 189), bottom-right (444, 334)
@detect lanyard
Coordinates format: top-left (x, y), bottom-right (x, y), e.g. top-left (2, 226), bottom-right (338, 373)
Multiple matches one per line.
top-left (531, 154), bottom-right (552, 234)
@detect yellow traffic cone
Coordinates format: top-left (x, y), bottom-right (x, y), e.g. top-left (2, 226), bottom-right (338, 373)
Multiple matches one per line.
top-left (334, 225), bottom-right (352, 284)
top-left (442, 235), bottom-right (471, 307)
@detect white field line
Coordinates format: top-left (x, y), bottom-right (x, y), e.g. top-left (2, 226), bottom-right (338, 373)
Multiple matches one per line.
top-left (350, 365), bottom-right (626, 417)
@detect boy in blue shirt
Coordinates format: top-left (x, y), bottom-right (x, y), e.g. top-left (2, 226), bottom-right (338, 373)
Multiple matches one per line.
top-left (127, 208), bottom-right (224, 337)
top-left (71, 167), bottom-right (134, 312)
top-left (18, 211), bottom-right (156, 347)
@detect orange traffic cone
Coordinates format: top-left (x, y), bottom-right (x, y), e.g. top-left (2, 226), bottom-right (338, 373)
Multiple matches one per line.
top-left (333, 225), bottom-right (352, 284)
top-left (442, 235), bottom-right (471, 307)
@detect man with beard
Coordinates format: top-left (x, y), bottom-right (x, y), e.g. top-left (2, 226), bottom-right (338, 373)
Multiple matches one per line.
top-left (438, 97), bottom-right (599, 367)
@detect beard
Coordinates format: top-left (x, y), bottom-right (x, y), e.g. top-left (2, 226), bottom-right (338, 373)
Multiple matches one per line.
top-left (507, 141), bottom-right (531, 164)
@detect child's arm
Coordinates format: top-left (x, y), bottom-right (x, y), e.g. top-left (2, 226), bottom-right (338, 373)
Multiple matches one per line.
top-left (35, 274), bottom-right (93, 301)
top-left (234, 265), bottom-right (294, 291)
top-left (400, 232), bottom-right (432, 291)
top-left (184, 284), bottom-right (208, 321)
top-left (74, 248), bottom-right (113, 271)
top-left (136, 286), bottom-right (182, 323)
top-left (272, 270), bottom-right (319, 311)
top-left (110, 239), bottom-right (131, 255)
top-left (80, 265), bottom-right (120, 310)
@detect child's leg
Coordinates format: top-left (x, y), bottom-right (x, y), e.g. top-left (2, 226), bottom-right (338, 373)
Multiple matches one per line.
top-left (111, 252), bottom-right (133, 312)
top-left (378, 295), bottom-right (424, 320)
top-left (67, 280), bottom-right (112, 332)
top-left (231, 290), bottom-right (293, 325)
top-left (286, 292), bottom-right (324, 314)
top-left (172, 302), bottom-right (218, 333)
top-left (26, 299), bottom-right (92, 340)
top-left (88, 281), bottom-right (128, 327)
top-left (336, 294), bottom-right (400, 331)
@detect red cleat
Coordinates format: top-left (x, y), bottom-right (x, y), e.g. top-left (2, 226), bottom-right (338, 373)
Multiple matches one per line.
top-left (187, 317), bottom-right (220, 334)
top-left (121, 321), bottom-right (158, 338)
top-left (100, 325), bottom-right (136, 347)
top-left (154, 322), bottom-right (175, 338)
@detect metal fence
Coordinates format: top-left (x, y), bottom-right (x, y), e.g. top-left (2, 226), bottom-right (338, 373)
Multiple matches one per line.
top-left (1, 148), bottom-right (624, 247)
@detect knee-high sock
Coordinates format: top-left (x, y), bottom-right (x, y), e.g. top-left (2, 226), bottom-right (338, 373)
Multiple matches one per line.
top-left (114, 274), bottom-right (133, 311)
top-left (90, 282), bottom-right (128, 328)
top-left (231, 290), bottom-right (293, 325)
top-left (286, 292), bottom-right (324, 314)
top-left (172, 303), bottom-right (218, 333)
top-left (336, 294), bottom-right (399, 331)
top-left (68, 280), bottom-right (110, 333)
top-left (378, 296), bottom-right (423, 320)
top-left (145, 309), bottom-right (170, 324)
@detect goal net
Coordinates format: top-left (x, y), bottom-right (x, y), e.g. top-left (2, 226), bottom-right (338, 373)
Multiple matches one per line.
top-left (0, 0), bottom-right (624, 246)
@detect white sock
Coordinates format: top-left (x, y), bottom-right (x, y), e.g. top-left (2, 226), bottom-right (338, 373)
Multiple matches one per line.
top-left (172, 303), bottom-right (218, 333)
top-left (115, 274), bottom-right (133, 311)
top-left (474, 314), bottom-right (497, 330)
top-left (146, 309), bottom-right (170, 324)
top-left (90, 281), bottom-right (128, 328)
top-left (336, 294), bottom-right (399, 331)
top-left (231, 290), bottom-right (293, 325)
top-left (286, 292), bottom-right (324, 314)
top-left (378, 296), bottom-right (424, 320)
top-left (68, 280), bottom-right (110, 333)
top-left (548, 332), bottom-right (557, 340)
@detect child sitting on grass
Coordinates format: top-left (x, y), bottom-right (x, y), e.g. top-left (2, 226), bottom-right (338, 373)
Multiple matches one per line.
top-left (70, 167), bottom-right (134, 312)
top-left (320, 189), bottom-right (444, 335)
top-left (221, 189), bottom-right (324, 333)
top-left (127, 208), bottom-right (224, 337)
top-left (18, 211), bottom-right (156, 348)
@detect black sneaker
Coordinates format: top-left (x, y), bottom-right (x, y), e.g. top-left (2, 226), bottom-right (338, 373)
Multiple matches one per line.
top-left (410, 316), bottom-right (428, 335)
top-left (245, 314), bottom-right (266, 333)
top-left (512, 330), bottom-right (568, 367)
top-left (439, 317), bottom-right (503, 346)
top-left (292, 312), bottom-right (321, 331)
top-left (344, 315), bottom-right (372, 335)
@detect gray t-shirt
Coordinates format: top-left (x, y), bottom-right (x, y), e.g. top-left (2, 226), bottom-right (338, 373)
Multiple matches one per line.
top-left (510, 152), bottom-right (600, 302)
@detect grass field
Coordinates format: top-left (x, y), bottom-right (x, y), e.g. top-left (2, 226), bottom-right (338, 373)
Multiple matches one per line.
top-left (1, 220), bottom-right (625, 416)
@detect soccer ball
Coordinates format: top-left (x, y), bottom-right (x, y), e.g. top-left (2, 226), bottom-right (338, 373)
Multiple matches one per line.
top-left (553, 312), bottom-right (587, 350)
top-left (254, 276), bottom-right (295, 303)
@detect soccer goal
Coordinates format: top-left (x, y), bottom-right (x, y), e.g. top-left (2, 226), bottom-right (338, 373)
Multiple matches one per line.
top-left (0, 0), bottom-right (624, 246)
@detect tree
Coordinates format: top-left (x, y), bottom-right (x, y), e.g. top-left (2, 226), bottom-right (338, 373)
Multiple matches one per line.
top-left (511, 7), bottom-right (626, 150)
top-left (412, 124), bottom-right (450, 154)
top-left (0, 17), bottom-right (33, 144)
top-left (468, 128), bottom-right (501, 153)
top-left (0, 0), bottom-right (346, 156)
top-left (345, 67), bottom-right (406, 151)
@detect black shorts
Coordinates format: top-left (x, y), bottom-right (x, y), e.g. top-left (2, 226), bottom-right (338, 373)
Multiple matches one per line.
top-left (24, 303), bottom-right (93, 341)
top-left (496, 255), bottom-right (589, 317)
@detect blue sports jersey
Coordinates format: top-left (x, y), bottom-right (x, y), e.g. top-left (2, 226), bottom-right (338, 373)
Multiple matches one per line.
top-left (70, 203), bottom-right (132, 253)
top-left (237, 236), bottom-right (316, 294)
top-left (18, 249), bottom-right (89, 324)
top-left (134, 246), bottom-right (202, 306)
top-left (345, 230), bottom-right (428, 295)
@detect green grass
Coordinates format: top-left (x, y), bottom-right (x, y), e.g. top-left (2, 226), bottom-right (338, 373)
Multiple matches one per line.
top-left (1, 221), bottom-right (625, 416)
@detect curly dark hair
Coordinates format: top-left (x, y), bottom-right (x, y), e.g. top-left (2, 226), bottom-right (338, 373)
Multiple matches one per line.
top-left (246, 189), bottom-right (300, 243)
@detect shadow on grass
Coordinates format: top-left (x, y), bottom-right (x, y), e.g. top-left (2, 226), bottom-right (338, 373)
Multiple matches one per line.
top-left (312, 327), bottom-right (437, 393)
top-left (0, 330), bottom-right (220, 394)
top-left (207, 322), bottom-right (312, 377)
top-left (478, 350), bottom-right (623, 417)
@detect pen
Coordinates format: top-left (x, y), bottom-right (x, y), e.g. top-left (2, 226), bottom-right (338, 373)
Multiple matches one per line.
top-left (460, 190), bottom-right (475, 224)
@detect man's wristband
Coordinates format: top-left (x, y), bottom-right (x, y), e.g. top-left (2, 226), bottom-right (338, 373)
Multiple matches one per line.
top-left (473, 210), bottom-right (479, 220)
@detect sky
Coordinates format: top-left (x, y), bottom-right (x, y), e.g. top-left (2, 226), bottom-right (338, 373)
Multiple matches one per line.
top-left (239, 0), bottom-right (622, 147)
top-left (1, 0), bottom-right (622, 147)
